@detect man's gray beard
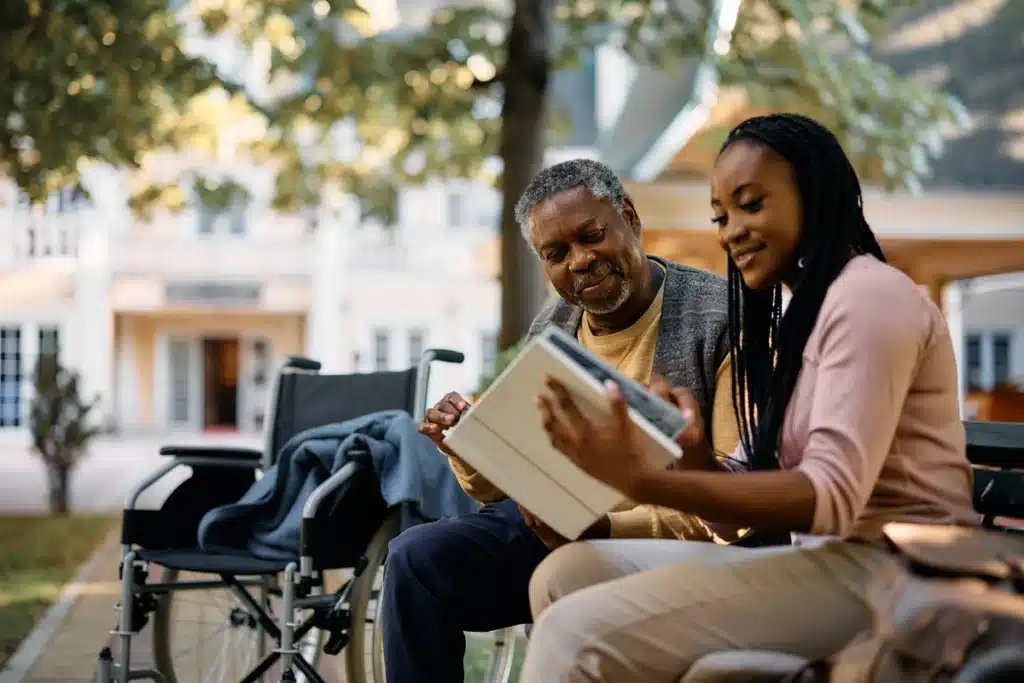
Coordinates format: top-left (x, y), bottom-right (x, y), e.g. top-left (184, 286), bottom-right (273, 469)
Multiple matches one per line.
top-left (580, 279), bottom-right (632, 316)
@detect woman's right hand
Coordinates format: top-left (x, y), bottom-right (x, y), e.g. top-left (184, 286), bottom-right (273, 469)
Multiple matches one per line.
top-left (649, 375), bottom-right (706, 450)
top-left (419, 391), bottom-right (470, 457)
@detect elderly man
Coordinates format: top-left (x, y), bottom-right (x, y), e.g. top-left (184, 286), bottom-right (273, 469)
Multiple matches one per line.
top-left (380, 158), bottom-right (738, 683)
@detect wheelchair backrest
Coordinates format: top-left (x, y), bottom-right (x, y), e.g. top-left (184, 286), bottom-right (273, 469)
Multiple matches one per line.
top-left (965, 420), bottom-right (1024, 528)
top-left (264, 364), bottom-right (418, 468)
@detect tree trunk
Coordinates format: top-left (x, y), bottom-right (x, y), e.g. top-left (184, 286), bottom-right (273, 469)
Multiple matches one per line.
top-left (497, 0), bottom-right (552, 351)
top-left (48, 463), bottom-right (71, 515)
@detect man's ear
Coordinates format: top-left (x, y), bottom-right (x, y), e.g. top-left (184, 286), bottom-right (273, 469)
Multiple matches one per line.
top-left (622, 196), bottom-right (641, 236)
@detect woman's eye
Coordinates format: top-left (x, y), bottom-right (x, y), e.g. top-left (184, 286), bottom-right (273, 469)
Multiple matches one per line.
top-left (711, 215), bottom-right (727, 227)
top-left (740, 197), bottom-right (764, 213)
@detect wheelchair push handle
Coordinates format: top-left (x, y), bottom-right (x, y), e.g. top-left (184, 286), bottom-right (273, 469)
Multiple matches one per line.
top-left (413, 348), bottom-right (465, 423)
top-left (421, 348), bottom-right (465, 365)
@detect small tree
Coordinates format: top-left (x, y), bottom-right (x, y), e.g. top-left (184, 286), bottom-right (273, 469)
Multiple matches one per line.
top-left (29, 354), bottom-right (102, 515)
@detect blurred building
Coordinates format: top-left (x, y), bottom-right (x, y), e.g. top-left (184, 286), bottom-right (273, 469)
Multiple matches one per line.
top-left (598, 0), bottom-right (1024, 419)
top-left (0, 1), bottom-right (601, 438)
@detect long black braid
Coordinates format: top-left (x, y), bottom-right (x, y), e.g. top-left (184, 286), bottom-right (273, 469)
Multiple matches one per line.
top-left (720, 113), bottom-right (886, 472)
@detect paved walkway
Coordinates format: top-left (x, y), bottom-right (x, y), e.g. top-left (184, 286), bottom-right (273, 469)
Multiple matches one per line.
top-left (18, 529), bottom-right (346, 683)
top-left (2, 433), bottom-right (346, 683)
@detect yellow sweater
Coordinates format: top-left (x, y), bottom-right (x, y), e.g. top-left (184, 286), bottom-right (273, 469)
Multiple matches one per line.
top-left (445, 280), bottom-right (740, 541)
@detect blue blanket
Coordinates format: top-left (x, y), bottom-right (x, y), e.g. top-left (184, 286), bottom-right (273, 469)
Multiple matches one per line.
top-left (197, 410), bottom-right (476, 561)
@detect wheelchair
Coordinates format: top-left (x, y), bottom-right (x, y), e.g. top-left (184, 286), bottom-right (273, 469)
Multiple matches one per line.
top-left (681, 419), bottom-right (1024, 683)
top-left (94, 348), bottom-right (501, 683)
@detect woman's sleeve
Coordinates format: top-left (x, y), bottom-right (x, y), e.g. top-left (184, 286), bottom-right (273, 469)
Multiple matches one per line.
top-left (796, 275), bottom-right (929, 536)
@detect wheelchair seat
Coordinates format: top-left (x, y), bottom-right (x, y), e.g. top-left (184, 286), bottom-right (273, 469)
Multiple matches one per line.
top-left (134, 548), bottom-right (290, 575)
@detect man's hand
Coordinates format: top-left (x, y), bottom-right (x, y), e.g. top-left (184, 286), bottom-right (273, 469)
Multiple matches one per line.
top-left (518, 504), bottom-right (611, 549)
top-left (418, 391), bottom-right (470, 457)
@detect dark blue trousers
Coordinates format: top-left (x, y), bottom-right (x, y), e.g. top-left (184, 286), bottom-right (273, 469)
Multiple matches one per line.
top-left (380, 498), bottom-right (551, 683)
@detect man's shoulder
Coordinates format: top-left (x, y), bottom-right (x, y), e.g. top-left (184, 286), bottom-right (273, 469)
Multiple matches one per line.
top-left (527, 295), bottom-right (578, 340)
top-left (658, 259), bottom-right (729, 320)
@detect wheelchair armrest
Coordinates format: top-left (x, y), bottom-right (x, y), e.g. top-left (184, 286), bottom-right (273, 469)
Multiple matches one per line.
top-left (159, 445), bottom-right (263, 462)
top-left (301, 452), bottom-right (369, 520)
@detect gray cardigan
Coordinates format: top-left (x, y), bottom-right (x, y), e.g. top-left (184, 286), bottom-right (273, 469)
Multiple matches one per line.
top-left (526, 256), bottom-right (730, 444)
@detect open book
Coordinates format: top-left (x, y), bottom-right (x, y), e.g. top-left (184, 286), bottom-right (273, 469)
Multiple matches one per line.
top-left (443, 325), bottom-right (689, 540)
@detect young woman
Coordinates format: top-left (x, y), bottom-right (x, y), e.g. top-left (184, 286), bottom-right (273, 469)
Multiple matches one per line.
top-left (520, 113), bottom-right (980, 682)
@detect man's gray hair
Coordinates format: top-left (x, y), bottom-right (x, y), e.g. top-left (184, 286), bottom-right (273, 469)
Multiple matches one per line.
top-left (513, 158), bottom-right (627, 244)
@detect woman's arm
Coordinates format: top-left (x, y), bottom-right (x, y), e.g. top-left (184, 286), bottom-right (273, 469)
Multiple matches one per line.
top-left (628, 468), bottom-right (816, 532)
top-left (539, 267), bottom-right (929, 536)
top-left (625, 272), bottom-right (929, 534)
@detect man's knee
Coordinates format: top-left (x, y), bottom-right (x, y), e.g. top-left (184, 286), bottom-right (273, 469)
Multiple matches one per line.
top-left (529, 541), bottom-right (614, 618)
top-left (385, 521), bottom-right (451, 593)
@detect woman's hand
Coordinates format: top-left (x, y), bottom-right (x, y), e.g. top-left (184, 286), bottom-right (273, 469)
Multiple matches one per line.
top-left (535, 375), bottom-right (654, 498)
top-left (648, 374), bottom-right (705, 449)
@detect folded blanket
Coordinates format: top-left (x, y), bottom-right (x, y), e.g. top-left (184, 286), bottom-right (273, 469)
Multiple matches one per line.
top-left (197, 410), bottom-right (476, 561)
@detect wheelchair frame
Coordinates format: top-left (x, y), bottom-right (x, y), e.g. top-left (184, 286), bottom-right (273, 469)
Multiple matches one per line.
top-left (96, 348), bottom-right (465, 683)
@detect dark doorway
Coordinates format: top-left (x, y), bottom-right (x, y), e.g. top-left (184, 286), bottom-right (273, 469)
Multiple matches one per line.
top-left (202, 338), bottom-right (239, 430)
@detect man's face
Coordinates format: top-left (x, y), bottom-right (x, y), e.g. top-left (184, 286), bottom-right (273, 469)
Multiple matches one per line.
top-left (529, 186), bottom-right (646, 315)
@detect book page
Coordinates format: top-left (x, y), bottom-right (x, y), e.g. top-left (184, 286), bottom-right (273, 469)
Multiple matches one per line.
top-left (444, 331), bottom-right (683, 538)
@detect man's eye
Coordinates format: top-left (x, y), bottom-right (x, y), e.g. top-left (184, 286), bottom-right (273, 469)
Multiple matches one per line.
top-left (544, 249), bottom-right (565, 262)
top-left (580, 229), bottom-right (604, 243)
top-left (740, 198), bottom-right (764, 213)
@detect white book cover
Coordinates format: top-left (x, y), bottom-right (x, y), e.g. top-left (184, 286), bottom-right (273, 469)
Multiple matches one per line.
top-left (444, 325), bottom-right (688, 540)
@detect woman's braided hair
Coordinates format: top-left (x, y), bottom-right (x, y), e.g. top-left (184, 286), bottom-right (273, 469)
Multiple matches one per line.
top-left (720, 113), bottom-right (887, 471)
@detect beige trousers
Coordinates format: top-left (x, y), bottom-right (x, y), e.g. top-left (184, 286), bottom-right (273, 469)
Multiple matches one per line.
top-left (520, 538), bottom-right (896, 682)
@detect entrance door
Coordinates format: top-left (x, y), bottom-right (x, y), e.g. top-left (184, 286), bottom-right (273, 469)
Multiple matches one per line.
top-left (202, 337), bottom-right (240, 430)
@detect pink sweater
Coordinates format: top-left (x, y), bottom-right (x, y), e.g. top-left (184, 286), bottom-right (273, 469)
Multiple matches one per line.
top-left (732, 255), bottom-right (979, 539)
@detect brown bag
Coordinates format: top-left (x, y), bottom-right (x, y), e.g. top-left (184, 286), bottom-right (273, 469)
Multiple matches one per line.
top-left (785, 523), bottom-right (1024, 683)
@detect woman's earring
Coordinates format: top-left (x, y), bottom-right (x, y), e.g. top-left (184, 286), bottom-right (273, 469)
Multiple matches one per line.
top-left (797, 257), bottom-right (806, 269)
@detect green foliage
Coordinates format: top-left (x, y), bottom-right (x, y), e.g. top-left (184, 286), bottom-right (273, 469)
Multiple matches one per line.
top-left (0, 0), bottom-right (233, 203)
top-left (195, 0), bottom-right (967, 220)
top-left (476, 336), bottom-right (528, 397)
top-left (29, 354), bottom-right (102, 514)
top-left (0, 1), bottom-right (970, 219)
top-left (193, 176), bottom-right (252, 211)
top-left (719, 0), bottom-right (970, 191)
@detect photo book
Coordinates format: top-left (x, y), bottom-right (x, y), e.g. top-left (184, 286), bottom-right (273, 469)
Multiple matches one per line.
top-left (443, 325), bottom-right (689, 540)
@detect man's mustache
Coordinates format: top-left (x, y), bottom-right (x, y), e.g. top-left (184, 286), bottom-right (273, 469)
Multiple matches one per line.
top-left (572, 263), bottom-right (620, 296)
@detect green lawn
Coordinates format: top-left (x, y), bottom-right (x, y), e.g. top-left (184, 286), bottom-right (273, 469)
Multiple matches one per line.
top-left (0, 515), bottom-right (116, 666)
top-left (465, 630), bottom-right (527, 683)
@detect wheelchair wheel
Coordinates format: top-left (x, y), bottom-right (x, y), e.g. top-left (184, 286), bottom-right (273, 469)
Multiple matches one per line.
top-left (345, 510), bottom-right (400, 683)
top-left (152, 568), bottom-right (325, 683)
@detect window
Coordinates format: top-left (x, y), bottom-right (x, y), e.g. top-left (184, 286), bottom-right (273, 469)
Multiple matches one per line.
top-left (373, 330), bottom-right (390, 371)
top-left (993, 333), bottom-right (1012, 387)
top-left (168, 340), bottom-right (192, 425)
top-left (965, 331), bottom-right (1017, 392)
top-left (38, 326), bottom-right (60, 358)
top-left (196, 201), bottom-right (248, 236)
top-left (229, 203), bottom-right (247, 235)
top-left (408, 329), bottom-right (425, 368)
top-left (966, 333), bottom-right (983, 392)
top-left (481, 332), bottom-right (498, 377)
top-left (198, 207), bottom-right (217, 235)
top-left (0, 327), bottom-right (22, 428)
top-left (448, 192), bottom-right (464, 228)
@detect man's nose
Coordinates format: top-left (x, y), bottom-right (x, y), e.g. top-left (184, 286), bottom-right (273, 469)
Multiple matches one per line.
top-left (567, 246), bottom-right (595, 272)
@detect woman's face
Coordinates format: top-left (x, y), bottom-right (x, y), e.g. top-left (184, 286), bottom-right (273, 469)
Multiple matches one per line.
top-left (710, 139), bottom-right (803, 291)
